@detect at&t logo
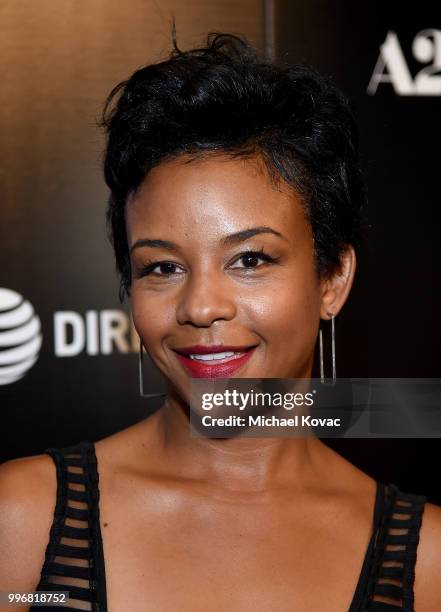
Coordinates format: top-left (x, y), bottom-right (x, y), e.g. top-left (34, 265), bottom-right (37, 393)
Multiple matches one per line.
top-left (0, 287), bottom-right (140, 387)
top-left (0, 288), bottom-right (42, 385)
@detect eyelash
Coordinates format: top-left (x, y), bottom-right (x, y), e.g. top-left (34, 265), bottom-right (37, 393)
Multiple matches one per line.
top-left (135, 248), bottom-right (281, 278)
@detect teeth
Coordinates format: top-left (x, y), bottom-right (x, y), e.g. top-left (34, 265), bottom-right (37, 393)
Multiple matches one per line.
top-left (189, 351), bottom-right (237, 361)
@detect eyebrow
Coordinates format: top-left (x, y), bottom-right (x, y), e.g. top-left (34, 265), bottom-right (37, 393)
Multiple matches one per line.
top-left (129, 226), bottom-right (287, 255)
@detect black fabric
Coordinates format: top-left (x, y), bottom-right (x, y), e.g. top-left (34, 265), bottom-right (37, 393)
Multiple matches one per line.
top-left (30, 440), bottom-right (107, 612)
top-left (362, 484), bottom-right (426, 611)
top-left (348, 477), bottom-right (385, 611)
top-left (31, 440), bottom-right (426, 611)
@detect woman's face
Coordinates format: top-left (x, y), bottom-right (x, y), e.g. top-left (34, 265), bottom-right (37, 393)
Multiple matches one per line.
top-left (126, 154), bottom-right (347, 399)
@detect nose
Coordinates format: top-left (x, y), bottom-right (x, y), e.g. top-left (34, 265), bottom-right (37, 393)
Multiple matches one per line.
top-left (176, 270), bottom-right (237, 327)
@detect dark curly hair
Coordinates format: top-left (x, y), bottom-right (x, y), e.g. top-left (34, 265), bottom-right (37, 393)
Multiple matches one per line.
top-left (100, 32), bottom-right (367, 301)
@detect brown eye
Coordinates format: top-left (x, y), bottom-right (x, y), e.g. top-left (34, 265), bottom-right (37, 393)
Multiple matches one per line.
top-left (137, 261), bottom-right (185, 278)
top-left (230, 250), bottom-right (279, 269)
top-left (155, 263), bottom-right (180, 275)
top-left (239, 254), bottom-right (262, 267)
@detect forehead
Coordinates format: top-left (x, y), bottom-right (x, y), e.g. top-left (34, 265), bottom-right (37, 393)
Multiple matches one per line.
top-left (126, 154), bottom-right (309, 245)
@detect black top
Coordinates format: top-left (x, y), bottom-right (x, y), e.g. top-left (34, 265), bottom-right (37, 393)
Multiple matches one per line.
top-left (31, 440), bottom-right (426, 612)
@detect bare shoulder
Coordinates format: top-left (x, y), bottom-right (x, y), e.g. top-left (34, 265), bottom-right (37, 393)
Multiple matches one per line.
top-left (414, 500), bottom-right (441, 611)
top-left (94, 411), bottom-right (162, 473)
top-left (0, 453), bottom-right (56, 597)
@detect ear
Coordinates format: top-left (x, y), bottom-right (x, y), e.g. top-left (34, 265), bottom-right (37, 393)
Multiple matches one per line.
top-left (319, 246), bottom-right (356, 320)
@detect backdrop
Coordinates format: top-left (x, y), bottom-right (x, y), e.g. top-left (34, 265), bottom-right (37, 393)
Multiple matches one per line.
top-left (273, 2), bottom-right (441, 503)
top-left (1, 1), bottom-right (440, 503)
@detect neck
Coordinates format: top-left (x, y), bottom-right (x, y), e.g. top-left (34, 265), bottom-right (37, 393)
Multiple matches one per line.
top-left (150, 385), bottom-right (331, 493)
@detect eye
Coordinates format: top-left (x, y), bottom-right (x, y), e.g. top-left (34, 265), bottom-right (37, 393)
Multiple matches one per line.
top-left (230, 249), bottom-right (280, 269)
top-left (136, 261), bottom-right (185, 278)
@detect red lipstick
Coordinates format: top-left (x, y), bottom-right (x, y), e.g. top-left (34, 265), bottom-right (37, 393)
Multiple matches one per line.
top-left (172, 345), bottom-right (257, 378)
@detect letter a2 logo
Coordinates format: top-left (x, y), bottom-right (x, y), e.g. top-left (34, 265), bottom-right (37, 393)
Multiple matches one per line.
top-left (367, 29), bottom-right (441, 95)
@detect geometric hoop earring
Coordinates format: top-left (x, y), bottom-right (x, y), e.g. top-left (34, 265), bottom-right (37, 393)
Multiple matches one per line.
top-left (138, 339), bottom-right (167, 398)
top-left (319, 312), bottom-right (336, 385)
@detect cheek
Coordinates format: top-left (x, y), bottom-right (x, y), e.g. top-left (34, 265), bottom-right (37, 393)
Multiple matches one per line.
top-left (130, 290), bottom-right (174, 352)
top-left (247, 272), bottom-right (321, 358)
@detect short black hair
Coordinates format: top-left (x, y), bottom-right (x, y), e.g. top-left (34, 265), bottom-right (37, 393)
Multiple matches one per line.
top-left (100, 32), bottom-right (367, 301)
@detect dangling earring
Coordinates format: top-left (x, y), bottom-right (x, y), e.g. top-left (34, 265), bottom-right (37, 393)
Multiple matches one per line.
top-left (319, 312), bottom-right (336, 385)
top-left (138, 339), bottom-right (167, 398)
top-left (316, 311), bottom-right (356, 437)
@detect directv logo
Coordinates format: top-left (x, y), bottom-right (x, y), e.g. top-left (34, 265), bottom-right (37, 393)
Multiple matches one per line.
top-left (0, 288), bottom-right (42, 385)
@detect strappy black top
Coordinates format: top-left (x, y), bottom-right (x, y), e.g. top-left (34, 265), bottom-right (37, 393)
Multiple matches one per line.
top-left (31, 440), bottom-right (426, 612)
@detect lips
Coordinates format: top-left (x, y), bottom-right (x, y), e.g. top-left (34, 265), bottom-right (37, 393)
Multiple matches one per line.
top-left (172, 345), bottom-right (257, 378)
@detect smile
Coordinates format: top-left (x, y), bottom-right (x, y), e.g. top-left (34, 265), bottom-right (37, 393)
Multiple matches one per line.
top-left (172, 345), bottom-right (257, 378)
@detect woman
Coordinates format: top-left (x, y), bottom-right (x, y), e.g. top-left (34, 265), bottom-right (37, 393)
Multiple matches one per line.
top-left (1, 33), bottom-right (441, 612)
